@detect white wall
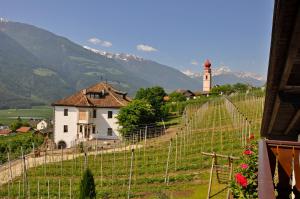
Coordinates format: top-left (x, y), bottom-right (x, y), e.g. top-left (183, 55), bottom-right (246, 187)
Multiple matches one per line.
top-left (54, 106), bottom-right (78, 148)
top-left (37, 120), bottom-right (47, 130)
top-left (54, 106), bottom-right (121, 148)
top-left (89, 108), bottom-right (120, 139)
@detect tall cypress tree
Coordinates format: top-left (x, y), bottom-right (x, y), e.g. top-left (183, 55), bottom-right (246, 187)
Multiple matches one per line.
top-left (79, 168), bottom-right (96, 199)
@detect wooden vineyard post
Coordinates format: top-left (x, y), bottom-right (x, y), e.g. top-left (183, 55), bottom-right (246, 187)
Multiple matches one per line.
top-left (100, 147), bottom-right (103, 187)
top-left (61, 147), bottom-right (63, 177)
top-left (21, 147), bottom-right (28, 198)
top-left (70, 178), bottom-right (72, 199)
top-left (18, 180), bottom-right (21, 198)
top-left (84, 152), bottom-right (87, 170)
top-left (32, 142), bottom-right (36, 169)
top-left (37, 180), bottom-right (40, 199)
top-left (58, 179), bottom-right (61, 199)
top-left (143, 126), bottom-right (147, 164)
top-left (7, 151), bottom-right (12, 182)
top-left (44, 149), bottom-right (47, 177)
top-left (207, 153), bottom-right (215, 199)
top-left (47, 179), bottom-right (50, 199)
top-left (7, 179), bottom-right (10, 198)
top-left (226, 158), bottom-right (234, 199)
top-left (175, 133), bottom-right (178, 171)
top-left (165, 139), bottom-right (172, 185)
top-left (127, 149), bottom-right (134, 199)
top-left (72, 147), bottom-right (74, 177)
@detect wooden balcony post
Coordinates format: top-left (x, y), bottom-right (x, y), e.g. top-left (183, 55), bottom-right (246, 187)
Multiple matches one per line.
top-left (258, 139), bottom-right (275, 199)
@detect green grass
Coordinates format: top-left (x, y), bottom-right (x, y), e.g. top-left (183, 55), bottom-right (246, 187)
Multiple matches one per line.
top-left (0, 106), bottom-right (52, 125)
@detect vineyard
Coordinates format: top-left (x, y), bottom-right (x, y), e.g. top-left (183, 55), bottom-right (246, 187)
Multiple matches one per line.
top-left (0, 93), bottom-right (264, 198)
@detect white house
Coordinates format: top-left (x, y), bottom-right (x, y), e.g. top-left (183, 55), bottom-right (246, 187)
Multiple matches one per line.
top-left (37, 120), bottom-right (48, 131)
top-left (52, 82), bottom-right (131, 148)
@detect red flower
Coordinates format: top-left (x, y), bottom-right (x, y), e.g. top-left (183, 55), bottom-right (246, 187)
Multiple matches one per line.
top-left (235, 173), bottom-right (248, 187)
top-left (244, 150), bottom-right (253, 155)
top-left (249, 134), bottom-right (255, 140)
top-left (240, 163), bottom-right (248, 169)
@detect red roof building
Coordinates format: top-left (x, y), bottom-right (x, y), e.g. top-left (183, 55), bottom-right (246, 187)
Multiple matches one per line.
top-left (16, 126), bottom-right (32, 133)
top-left (0, 129), bottom-right (12, 136)
top-left (52, 82), bottom-right (131, 149)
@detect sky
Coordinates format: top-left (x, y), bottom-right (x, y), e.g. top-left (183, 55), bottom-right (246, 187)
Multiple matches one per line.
top-left (0, 0), bottom-right (274, 76)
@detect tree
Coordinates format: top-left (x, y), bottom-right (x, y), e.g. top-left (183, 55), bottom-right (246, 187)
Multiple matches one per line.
top-left (211, 84), bottom-right (234, 95)
top-left (135, 86), bottom-right (166, 119)
top-left (233, 83), bottom-right (249, 93)
top-left (116, 99), bottom-right (156, 137)
top-left (79, 168), bottom-right (96, 199)
top-left (10, 120), bottom-right (23, 131)
top-left (168, 92), bottom-right (186, 102)
top-left (10, 117), bottom-right (30, 131)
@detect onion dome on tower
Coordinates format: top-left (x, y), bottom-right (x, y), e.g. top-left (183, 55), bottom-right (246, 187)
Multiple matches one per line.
top-left (204, 59), bottom-right (211, 68)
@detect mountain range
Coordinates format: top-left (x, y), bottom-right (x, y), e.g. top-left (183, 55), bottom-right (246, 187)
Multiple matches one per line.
top-left (182, 66), bottom-right (265, 86)
top-left (0, 19), bottom-right (265, 108)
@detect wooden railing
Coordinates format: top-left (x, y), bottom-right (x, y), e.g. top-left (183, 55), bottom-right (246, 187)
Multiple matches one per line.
top-left (258, 139), bottom-right (300, 198)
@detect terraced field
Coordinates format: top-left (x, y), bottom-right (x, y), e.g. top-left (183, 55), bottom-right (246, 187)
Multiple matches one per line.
top-left (0, 94), bottom-right (264, 198)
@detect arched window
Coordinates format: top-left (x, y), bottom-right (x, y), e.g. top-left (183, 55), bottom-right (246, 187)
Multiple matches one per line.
top-left (57, 140), bottom-right (67, 149)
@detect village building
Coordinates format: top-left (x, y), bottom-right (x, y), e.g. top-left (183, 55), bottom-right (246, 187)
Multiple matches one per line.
top-left (36, 120), bottom-right (48, 131)
top-left (16, 126), bottom-right (32, 133)
top-left (0, 129), bottom-right (12, 136)
top-left (52, 82), bottom-right (131, 149)
top-left (174, 89), bottom-right (196, 100)
top-left (29, 119), bottom-right (49, 130)
top-left (0, 125), bottom-right (9, 130)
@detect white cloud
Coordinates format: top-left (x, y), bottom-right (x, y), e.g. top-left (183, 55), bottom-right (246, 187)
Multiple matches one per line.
top-left (190, 60), bottom-right (199, 65)
top-left (136, 44), bottom-right (158, 52)
top-left (88, 37), bottom-right (112, 47)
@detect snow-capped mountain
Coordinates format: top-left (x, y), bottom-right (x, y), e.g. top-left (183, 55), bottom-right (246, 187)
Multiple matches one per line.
top-left (0, 18), bottom-right (9, 23)
top-left (182, 66), bottom-right (265, 86)
top-left (83, 46), bottom-right (143, 62)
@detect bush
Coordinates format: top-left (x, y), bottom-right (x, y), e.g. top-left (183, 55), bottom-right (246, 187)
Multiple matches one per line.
top-left (79, 168), bottom-right (96, 199)
top-left (230, 138), bottom-right (258, 198)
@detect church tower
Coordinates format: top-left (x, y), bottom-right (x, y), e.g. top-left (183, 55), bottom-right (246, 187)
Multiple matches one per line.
top-left (203, 59), bottom-right (212, 92)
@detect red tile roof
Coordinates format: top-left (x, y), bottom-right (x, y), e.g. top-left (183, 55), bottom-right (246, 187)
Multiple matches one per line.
top-left (52, 82), bottom-right (131, 108)
top-left (16, 127), bottom-right (31, 133)
top-left (0, 129), bottom-right (12, 135)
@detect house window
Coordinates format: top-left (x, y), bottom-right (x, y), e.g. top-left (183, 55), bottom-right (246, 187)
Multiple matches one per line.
top-left (205, 75), bottom-right (208, 80)
top-left (79, 125), bottom-right (83, 133)
top-left (107, 128), bottom-right (113, 136)
top-left (92, 126), bottom-right (96, 134)
top-left (63, 125), bottom-right (68, 133)
top-left (64, 109), bottom-right (68, 116)
top-left (108, 111), bottom-right (113, 119)
top-left (92, 109), bottom-right (97, 118)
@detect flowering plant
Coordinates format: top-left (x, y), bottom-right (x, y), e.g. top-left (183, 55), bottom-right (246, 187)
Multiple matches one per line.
top-left (230, 139), bottom-right (258, 198)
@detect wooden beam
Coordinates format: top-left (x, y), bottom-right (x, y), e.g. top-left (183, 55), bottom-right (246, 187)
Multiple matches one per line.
top-left (279, 4), bottom-right (300, 89)
top-left (284, 109), bottom-right (300, 135)
top-left (267, 95), bottom-right (281, 135)
top-left (258, 139), bottom-right (276, 199)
